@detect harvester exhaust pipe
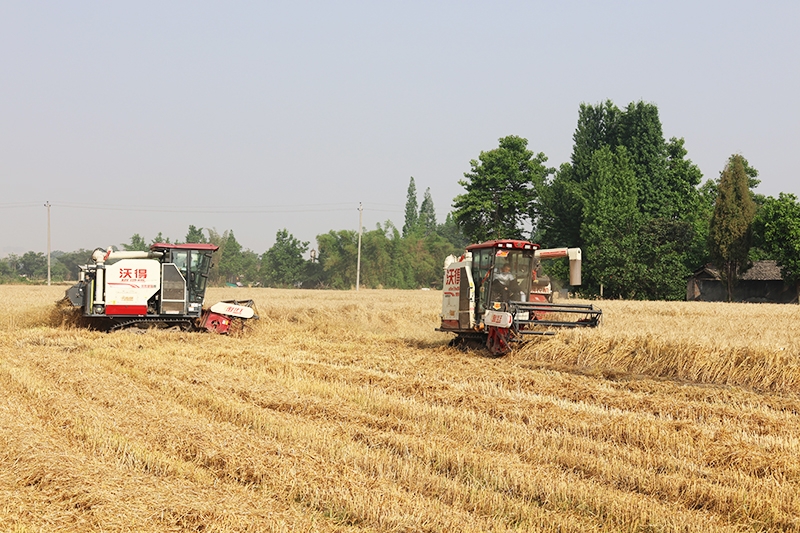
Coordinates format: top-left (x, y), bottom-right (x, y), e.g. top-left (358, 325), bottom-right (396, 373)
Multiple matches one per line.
top-left (91, 248), bottom-right (109, 308)
top-left (94, 264), bottom-right (105, 306)
top-left (568, 248), bottom-right (582, 286)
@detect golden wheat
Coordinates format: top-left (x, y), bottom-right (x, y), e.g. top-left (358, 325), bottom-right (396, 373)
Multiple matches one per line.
top-left (1, 285), bottom-right (799, 532)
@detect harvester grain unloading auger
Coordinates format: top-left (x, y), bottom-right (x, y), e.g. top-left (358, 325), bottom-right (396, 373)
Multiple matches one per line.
top-left (437, 239), bottom-right (601, 356)
top-left (61, 243), bottom-right (258, 333)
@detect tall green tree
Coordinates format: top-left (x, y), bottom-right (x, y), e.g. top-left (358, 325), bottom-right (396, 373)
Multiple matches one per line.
top-left (617, 101), bottom-right (670, 218)
top-left (2, 254), bottom-right (20, 280)
top-left (53, 249), bottom-right (92, 281)
top-left (123, 234), bottom-right (148, 252)
top-left (637, 218), bottom-right (694, 300)
top-left (571, 100), bottom-right (620, 184)
top-left (409, 232), bottom-right (457, 289)
top-left (437, 212), bottom-right (468, 251)
top-left (708, 155), bottom-right (757, 301)
top-left (536, 163), bottom-right (584, 248)
top-left (403, 177), bottom-right (419, 237)
top-left (206, 228), bottom-right (224, 283)
top-left (633, 135), bottom-right (703, 299)
top-left (665, 137), bottom-right (705, 216)
top-left (539, 100), bottom-right (704, 299)
top-left (666, 137), bottom-right (707, 270)
top-left (150, 232), bottom-right (171, 245)
top-left (316, 230), bottom-right (359, 289)
top-left (0, 256), bottom-right (15, 281)
top-left (261, 229), bottom-right (309, 287)
top-left (185, 225), bottom-right (207, 243)
top-left (453, 135), bottom-right (553, 243)
top-left (580, 146), bottom-right (642, 298)
top-left (215, 230), bottom-right (244, 284)
top-left (360, 224), bottom-right (396, 288)
top-left (753, 193), bottom-right (800, 291)
top-left (18, 251), bottom-right (48, 280)
top-left (539, 101), bottom-right (622, 250)
top-left (240, 250), bottom-right (261, 285)
top-left (418, 187), bottom-right (437, 236)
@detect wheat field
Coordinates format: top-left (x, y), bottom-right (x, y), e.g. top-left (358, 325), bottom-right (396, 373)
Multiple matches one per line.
top-left (1, 285), bottom-right (799, 532)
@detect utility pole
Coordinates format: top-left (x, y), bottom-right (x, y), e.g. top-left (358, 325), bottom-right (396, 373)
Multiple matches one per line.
top-left (45, 201), bottom-right (51, 286)
top-left (356, 202), bottom-right (363, 291)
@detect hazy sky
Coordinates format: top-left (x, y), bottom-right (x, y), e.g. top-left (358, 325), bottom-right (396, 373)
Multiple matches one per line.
top-left (2, 1), bottom-right (798, 256)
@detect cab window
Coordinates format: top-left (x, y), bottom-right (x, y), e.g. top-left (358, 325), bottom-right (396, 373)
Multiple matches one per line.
top-left (171, 250), bottom-right (189, 278)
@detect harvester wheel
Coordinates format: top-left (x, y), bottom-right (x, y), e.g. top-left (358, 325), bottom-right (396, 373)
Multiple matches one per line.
top-left (486, 326), bottom-right (512, 357)
top-left (449, 334), bottom-right (486, 351)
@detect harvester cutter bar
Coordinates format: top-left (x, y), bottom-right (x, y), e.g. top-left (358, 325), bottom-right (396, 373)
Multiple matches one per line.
top-left (512, 331), bottom-right (557, 337)
top-left (510, 301), bottom-right (602, 332)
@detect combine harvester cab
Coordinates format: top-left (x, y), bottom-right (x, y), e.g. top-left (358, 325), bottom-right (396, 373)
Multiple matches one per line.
top-left (64, 243), bottom-right (257, 333)
top-left (438, 240), bottom-right (601, 356)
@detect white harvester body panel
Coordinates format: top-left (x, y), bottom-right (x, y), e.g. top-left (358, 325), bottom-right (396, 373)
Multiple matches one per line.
top-left (441, 253), bottom-right (475, 329)
top-left (104, 259), bottom-right (161, 310)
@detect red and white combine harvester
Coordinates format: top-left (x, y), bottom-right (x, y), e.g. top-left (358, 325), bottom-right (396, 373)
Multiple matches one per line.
top-left (63, 243), bottom-right (257, 333)
top-left (438, 239), bottom-right (601, 355)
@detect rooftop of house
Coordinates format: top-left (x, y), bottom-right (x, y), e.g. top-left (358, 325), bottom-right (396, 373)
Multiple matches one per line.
top-left (692, 260), bottom-right (784, 282)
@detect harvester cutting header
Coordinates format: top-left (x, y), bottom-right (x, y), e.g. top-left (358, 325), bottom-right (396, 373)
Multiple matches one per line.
top-left (438, 239), bottom-right (601, 355)
top-left (63, 243), bottom-right (257, 333)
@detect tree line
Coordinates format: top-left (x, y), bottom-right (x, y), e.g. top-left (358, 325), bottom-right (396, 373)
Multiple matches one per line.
top-left (3, 99), bottom-right (798, 297)
top-left (0, 193), bottom-right (467, 289)
top-left (452, 100), bottom-right (798, 301)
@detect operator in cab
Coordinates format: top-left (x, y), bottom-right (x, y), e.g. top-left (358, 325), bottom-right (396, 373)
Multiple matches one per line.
top-left (492, 263), bottom-right (522, 302)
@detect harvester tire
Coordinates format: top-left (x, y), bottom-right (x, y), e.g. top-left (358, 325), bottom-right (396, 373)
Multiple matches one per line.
top-left (486, 326), bottom-right (511, 357)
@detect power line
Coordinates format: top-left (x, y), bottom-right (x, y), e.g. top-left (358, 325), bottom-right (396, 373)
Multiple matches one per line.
top-left (2, 201), bottom-right (405, 214)
top-left (51, 202), bottom-right (357, 214)
top-left (0, 202), bottom-right (42, 208)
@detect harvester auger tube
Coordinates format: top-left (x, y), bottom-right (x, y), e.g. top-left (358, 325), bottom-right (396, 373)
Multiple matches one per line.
top-left (438, 239), bottom-right (602, 356)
